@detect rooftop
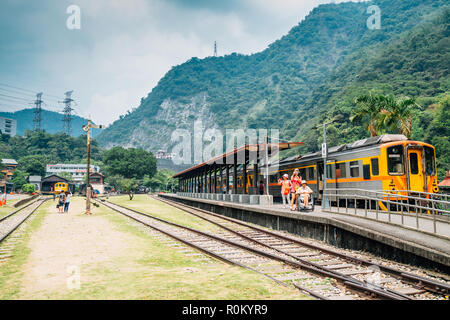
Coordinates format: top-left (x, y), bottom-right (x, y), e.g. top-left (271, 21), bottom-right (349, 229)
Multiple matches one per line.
top-left (173, 142), bottom-right (304, 178)
top-left (1, 159), bottom-right (18, 165)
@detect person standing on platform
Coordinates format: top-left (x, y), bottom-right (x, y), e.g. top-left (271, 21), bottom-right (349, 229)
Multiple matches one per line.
top-left (278, 174), bottom-right (291, 209)
top-left (290, 169), bottom-right (301, 211)
top-left (259, 181), bottom-right (264, 195)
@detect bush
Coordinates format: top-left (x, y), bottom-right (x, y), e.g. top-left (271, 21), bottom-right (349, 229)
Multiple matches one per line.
top-left (22, 184), bottom-right (36, 194)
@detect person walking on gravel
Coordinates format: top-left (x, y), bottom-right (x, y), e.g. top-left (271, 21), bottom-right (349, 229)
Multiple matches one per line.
top-left (64, 191), bottom-right (72, 213)
top-left (57, 192), bottom-right (65, 213)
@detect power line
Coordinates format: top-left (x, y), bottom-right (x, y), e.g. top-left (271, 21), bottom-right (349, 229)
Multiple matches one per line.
top-left (0, 93), bottom-right (33, 102)
top-left (0, 82), bottom-right (65, 100)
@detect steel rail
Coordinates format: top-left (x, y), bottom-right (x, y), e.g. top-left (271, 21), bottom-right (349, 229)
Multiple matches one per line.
top-left (155, 195), bottom-right (450, 296)
top-left (0, 198), bottom-right (46, 243)
top-left (102, 198), bottom-right (410, 300)
top-left (0, 198), bottom-right (41, 223)
top-left (95, 199), bottom-right (320, 300)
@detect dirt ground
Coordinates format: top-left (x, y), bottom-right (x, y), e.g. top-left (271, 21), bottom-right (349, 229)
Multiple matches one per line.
top-left (7, 196), bottom-right (304, 300)
top-left (19, 198), bottom-right (131, 297)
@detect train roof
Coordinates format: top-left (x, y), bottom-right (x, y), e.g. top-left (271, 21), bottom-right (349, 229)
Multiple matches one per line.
top-left (277, 134), bottom-right (408, 165)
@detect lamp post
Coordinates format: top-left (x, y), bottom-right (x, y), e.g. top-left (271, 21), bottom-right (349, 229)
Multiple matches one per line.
top-left (314, 120), bottom-right (336, 209)
top-left (82, 119), bottom-right (104, 215)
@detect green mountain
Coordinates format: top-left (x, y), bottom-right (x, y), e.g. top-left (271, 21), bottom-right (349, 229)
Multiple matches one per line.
top-left (0, 108), bottom-right (99, 137)
top-left (97, 0), bottom-right (449, 177)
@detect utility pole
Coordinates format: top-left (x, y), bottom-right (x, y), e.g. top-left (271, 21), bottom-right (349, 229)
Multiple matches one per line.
top-left (62, 91), bottom-right (74, 135)
top-left (214, 41), bottom-right (217, 57)
top-left (317, 120), bottom-right (336, 209)
top-left (264, 135), bottom-right (269, 196)
top-left (82, 118), bottom-right (104, 215)
top-left (33, 93), bottom-right (43, 131)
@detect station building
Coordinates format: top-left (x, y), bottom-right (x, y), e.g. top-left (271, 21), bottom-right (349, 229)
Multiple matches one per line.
top-left (45, 164), bottom-right (101, 184)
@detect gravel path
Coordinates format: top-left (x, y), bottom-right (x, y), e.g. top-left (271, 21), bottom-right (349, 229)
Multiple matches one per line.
top-left (18, 198), bottom-right (132, 298)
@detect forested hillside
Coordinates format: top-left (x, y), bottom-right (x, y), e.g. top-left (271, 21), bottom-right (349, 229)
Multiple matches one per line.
top-left (289, 9), bottom-right (449, 178)
top-left (96, 0), bottom-right (449, 178)
top-left (0, 108), bottom-right (98, 137)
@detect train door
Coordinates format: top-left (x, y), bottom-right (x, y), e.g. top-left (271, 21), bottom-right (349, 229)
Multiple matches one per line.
top-left (316, 162), bottom-right (323, 200)
top-left (407, 147), bottom-right (425, 192)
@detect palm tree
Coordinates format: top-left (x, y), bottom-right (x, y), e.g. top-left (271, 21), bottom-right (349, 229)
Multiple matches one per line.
top-left (379, 96), bottom-right (419, 139)
top-left (350, 92), bottom-right (386, 137)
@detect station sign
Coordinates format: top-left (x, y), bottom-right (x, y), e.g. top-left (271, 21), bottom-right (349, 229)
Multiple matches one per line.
top-left (321, 143), bottom-right (327, 158)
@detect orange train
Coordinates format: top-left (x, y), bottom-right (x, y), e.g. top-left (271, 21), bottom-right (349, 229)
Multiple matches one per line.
top-left (209, 135), bottom-right (439, 202)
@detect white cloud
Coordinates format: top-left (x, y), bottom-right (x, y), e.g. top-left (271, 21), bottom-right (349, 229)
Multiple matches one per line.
top-left (90, 91), bottom-right (129, 125)
top-left (0, 0), bottom-right (357, 125)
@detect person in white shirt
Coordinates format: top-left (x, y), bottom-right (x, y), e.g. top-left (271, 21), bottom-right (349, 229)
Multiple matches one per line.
top-left (64, 191), bottom-right (72, 213)
top-left (296, 180), bottom-right (313, 208)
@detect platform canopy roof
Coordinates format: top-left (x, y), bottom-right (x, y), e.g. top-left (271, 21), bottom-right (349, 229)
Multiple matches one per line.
top-left (173, 142), bottom-right (303, 178)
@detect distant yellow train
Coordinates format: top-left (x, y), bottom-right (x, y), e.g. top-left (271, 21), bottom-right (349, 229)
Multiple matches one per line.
top-left (54, 182), bottom-right (69, 194)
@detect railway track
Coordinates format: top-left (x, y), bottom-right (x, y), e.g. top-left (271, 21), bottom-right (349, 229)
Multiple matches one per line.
top-left (153, 196), bottom-right (450, 300)
top-left (97, 197), bottom-right (435, 300)
top-left (0, 198), bottom-right (46, 261)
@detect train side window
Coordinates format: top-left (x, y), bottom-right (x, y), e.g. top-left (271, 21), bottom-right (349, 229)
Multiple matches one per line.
top-left (424, 146), bottom-right (435, 175)
top-left (307, 167), bottom-right (314, 180)
top-left (270, 174), bottom-right (279, 183)
top-left (350, 161), bottom-right (360, 177)
top-left (326, 164), bottom-right (333, 179)
top-left (371, 158), bottom-right (379, 176)
top-left (335, 163), bottom-right (346, 178)
top-left (387, 146), bottom-right (404, 174)
top-left (299, 168), bottom-right (306, 180)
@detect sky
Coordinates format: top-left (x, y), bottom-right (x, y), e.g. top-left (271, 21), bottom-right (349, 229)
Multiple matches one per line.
top-left (0, 0), bottom-right (355, 125)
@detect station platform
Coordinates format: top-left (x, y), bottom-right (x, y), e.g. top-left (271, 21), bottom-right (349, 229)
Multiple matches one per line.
top-left (159, 193), bottom-right (450, 273)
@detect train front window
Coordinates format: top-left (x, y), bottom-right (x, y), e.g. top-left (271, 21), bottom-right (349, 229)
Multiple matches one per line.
top-left (410, 153), bottom-right (419, 175)
top-left (424, 146), bottom-right (435, 175)
top-left (387, 146), bottom-right (404, 175)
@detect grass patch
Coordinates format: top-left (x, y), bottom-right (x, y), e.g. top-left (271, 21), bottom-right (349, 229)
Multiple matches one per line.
top-left (0, 200), bottom-right (51, 299)
top-left (56, 202), bottom-right (309, 299)
top-left (0, 199), bottom-right (20, 219)
top-left (108, 195), bottom-right (224, 233)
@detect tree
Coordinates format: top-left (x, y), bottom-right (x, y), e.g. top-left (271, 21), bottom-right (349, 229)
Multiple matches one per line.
top-left (103, 147), bottom-right (157, 179)
top-left (379, 96), bottom-right (419, 138)
top-left (119, 177), bottom-right (138, 200)
top-left (143, 169), bottom-right (177, 192)
top-left (12, 169), bottom-right (28, 190)
top-left (104, 174), bottom-right (123, 192)
top-left (17, 155), bottom-right (47, 177)
top-left (350, 92), bottom-right (386, 137)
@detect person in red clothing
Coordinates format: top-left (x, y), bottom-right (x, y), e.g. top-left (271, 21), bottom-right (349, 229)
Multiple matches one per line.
top-left (290, 169), bottom-right (302, 211)
top-left (278, 174), bottom-right (291, 209)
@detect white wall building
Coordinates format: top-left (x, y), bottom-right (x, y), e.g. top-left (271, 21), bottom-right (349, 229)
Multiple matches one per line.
top-left (46, 164), bottom-right (100, 184)
top-left (0, 117), bottom-right (17, 136)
